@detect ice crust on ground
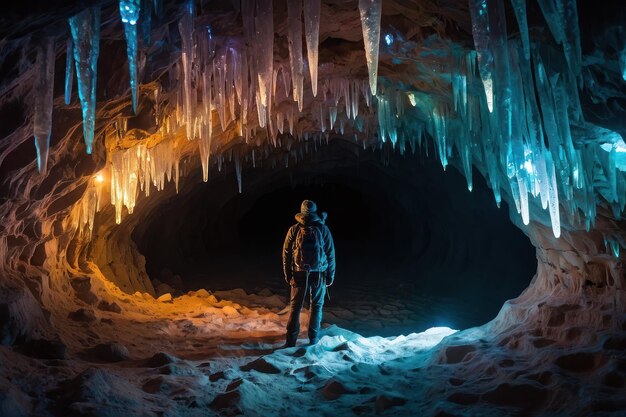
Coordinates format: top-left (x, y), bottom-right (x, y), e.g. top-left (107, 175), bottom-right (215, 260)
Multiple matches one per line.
top-left (4, 280), bottom-right (626, 417)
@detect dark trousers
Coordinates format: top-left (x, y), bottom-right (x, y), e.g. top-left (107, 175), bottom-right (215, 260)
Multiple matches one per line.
top-left (286, 271), bottom-right (326, 346)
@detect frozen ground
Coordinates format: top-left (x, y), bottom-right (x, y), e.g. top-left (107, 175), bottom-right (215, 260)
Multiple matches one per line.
top-left (2, 284), bottom-right (626, 417)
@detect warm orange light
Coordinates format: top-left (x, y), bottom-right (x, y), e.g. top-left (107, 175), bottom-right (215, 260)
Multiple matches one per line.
top-left (95, 173), bottom-right (104, 183)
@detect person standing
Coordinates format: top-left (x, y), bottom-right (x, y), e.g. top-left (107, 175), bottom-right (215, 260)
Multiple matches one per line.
top-left (282, 200), bottom-right (336, 347)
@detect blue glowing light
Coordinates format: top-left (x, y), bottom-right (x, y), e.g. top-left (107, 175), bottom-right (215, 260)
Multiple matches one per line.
top-left (384, 33), bottom-right (393, 46)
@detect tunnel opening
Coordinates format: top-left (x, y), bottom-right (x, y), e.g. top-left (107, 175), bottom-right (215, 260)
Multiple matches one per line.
top-left (1, 0), bottom-right (625, 415)
top-left (133, 142), bottom-right (536, 335)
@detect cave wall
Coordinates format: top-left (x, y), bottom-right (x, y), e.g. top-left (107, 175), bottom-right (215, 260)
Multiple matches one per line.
top-left (0, 0), bottom-right (624, 348)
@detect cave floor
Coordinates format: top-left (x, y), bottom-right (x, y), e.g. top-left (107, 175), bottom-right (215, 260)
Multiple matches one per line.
top-left (175, 247), bottom-right (507, 337)
top-left (4, 285), bottom-right (626, 417)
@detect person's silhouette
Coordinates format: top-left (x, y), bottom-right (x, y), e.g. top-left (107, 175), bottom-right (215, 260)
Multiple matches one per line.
top-left (281, 200), bottom-right (336, 347)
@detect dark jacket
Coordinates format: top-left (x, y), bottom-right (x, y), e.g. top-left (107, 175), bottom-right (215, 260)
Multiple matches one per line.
top-left (282, 212), bottom-right (336, 286)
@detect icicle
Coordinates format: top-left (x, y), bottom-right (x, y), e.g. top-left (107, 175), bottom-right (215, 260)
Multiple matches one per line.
top-left (558, 0), bottom-right (582, 76)
top-left (358, 0), bottom-right (382, 96)
top-left (33, 37), bottom-right (55, 176)
top-left (69, 6), bottom-right (101, 154)
top-left (536, 0), bottom-right (565, 45)
top-left (178, 0), bottom-right (194, 140)
top-left (255, 0), bottom-right (274, 122)
top-left (545, 151), bottom-right (561, 238)
top-left (120, 0), bottom-right (141, 113)
top-left (287, 0), bottom-right (304, 110)
top-left (432, 107), bottom-right (448, 170)
top-left (64, 38), bottom-right (74, 105)
top-left (518, 175), bottom-right (530, 225)
top-left (303, 0), bottom-right (320, 97)
top-left (468, 0), bottom-right (494, 112)
top-left (329, 106), bottom-right (337, 130)
top-left (235, 152), bottom-right (242, 193)
top-left (510, 0), bottom-right (530, 61)
top-left (214, 52), bottom-right (227, 131)
top-left (140, 0), bottom-right (152, 46)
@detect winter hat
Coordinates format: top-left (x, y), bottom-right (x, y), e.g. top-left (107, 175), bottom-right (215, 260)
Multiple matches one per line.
top-left (300, 199), bottom-right (317, 215)
top-left (296, 200), bottom-right (327, 224)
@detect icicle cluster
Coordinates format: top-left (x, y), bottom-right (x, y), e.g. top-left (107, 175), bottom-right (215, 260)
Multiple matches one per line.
top-left (70, 174), bottom-right (104, 239)
top-left (439, 0), bottom-right (623, 238)
top-left (109, 137), bottom-right (179, 224)
top-left (52, 0), bottom-right (624, 248)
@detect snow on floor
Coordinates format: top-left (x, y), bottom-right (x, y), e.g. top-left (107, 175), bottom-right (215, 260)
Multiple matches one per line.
top-left (2, 285), bottom-right (626, 416)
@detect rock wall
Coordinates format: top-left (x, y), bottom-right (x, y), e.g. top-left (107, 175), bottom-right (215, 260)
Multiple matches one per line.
top-left (0, 0), bottom-right (624, 351)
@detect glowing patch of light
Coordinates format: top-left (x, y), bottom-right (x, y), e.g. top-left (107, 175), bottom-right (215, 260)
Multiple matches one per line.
top-left (95, 173), bottom-right (104, 183)
top-left (120, 0), bottom-right (140, 25)
top-left (600, 135), bottom-right (626, 172)
top-left (386, 326), bottom-right (458, 351)
top-left (407, 92), bottom-right (417, 107)
top-left (482, 77), bottom-right (493, 112)
top-left (523, 160), bottom-right (534, 174)
top-left (384, 33), bottom-right (394, 46)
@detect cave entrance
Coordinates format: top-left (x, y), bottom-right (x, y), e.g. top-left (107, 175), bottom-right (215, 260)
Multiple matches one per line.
top-left (133, 142), bottom-right (536, 336)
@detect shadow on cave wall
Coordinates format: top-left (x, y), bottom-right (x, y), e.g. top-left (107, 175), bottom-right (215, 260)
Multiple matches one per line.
top-left (132, 143), bottom-right (536, 334)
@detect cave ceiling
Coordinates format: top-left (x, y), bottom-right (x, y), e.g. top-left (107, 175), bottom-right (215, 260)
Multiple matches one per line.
top-left (0, 0), bottom-right (624, 256)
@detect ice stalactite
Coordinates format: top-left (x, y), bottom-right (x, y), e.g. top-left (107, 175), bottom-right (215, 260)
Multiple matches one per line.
top-left (45, 0), bottom-right (623, 241)
top-left (468, 0), bottom-right (494, 112)
top-left (254, 0), bottom-right (274, 126)
top-left (287, 0), bottom-right (304, 111)
top-left (33, 37), bottom-right (55, 175)
top-left (620, 46), bottom-right (626, 81)
top-left (304, 0), bottom-right (321, 97)
top-left (69, 6), bottom-right (101, 154)
top-left (235, 152), bottom-right (242, 193)
top-left (110, 137), bottom-right (178, 224)
top-left (510, 0), bottom-right (530, 61)
top-left (71, 174), bottom-right (104, 238)
top-left (140, 0), bottom-right (152, 46)
top-left (559, 0), bottom-right (582, 76)
top-left (536, 0), bottom-right (581, 76)
top-left (432, 106), bottom-right (448, 170)
top-left (358, 0), bottom-right (382, 96)
top-left (178, 0), bottom-right (195, 140)
top-left (199, 29), bottom-right (213, 183)
top-left (64, 38), bottom-right (74, 105)
top-left (119, 0), bottom-right (141, 113)
top-left (377, 94), bottom-right (397, 146)
top-left (545, 151), bottom-right (561, 238)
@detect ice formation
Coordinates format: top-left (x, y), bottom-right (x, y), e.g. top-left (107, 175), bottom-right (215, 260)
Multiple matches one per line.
top-left (119, 0), bottom-right (141, 113)
top-left (287, 0), bottom-right (304, 110)
top-left (22, 0), bottom-right (621, 242)
top-left (109, 137), bottom-right (178, 225)
top-left (69, 6), bottom-right (101, 154)
top-left (33, 37), bottom-right (55, 175)
top-left (64, 38), bottom-right (74, 105)
top-left (304, 0), bottom-right (321, 97)
top-left (178, 0), bottom-right (195, 140)
top-left (358, 0), bottom-right (382, 96)
top-left (620, 46), bottom-right (626, 82)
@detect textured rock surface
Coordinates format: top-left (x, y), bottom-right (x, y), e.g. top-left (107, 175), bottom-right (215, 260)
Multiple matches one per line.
top-left (0, 0), bottom-right (624, 416)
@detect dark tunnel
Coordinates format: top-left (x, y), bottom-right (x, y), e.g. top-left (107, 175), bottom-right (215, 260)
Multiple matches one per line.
top-left (133, 142), bottom-right (536, 335)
